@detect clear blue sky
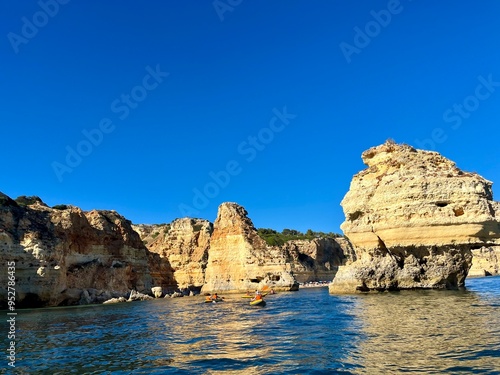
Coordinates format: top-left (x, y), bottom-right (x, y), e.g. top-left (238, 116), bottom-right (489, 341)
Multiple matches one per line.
top-left (2, 1), bottom-right (500, 233)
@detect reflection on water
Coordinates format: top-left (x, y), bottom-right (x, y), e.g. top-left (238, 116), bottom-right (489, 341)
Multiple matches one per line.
top-left (3, 277), bottom-right (499, 374)
top-left (353, 286), bottom-right (500, 374)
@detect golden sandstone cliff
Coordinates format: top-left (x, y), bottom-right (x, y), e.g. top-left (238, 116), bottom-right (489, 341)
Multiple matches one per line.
top-left (133, 218), bottom-right (212, 291)
top-left (200, 202), bottom-right (349, 293)
top-left (133, 203), bottom-right (349, 294)
top-left (0, 194), bottom-right (348, 307)
top-left (0, 194), bottom-right (152, 308)
top-left (330, 141), bottom-right (500, 294)
top-left (202, 202), bottom-right (298, 292)
top-left (3, 140), bottom-right (499, 308)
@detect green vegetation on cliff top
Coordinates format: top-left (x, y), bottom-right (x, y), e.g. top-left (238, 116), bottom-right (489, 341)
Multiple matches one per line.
top-left (257, 228), bottom-right (342, 246)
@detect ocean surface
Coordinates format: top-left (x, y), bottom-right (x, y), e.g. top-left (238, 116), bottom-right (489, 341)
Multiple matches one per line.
top-left (2, 277), bottom-right (500, 374)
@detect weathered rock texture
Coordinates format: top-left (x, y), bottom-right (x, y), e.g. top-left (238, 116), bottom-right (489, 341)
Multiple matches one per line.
top-left (134, 218), bottom-right (212, 291)
top-left (201, 203), bottom-right (298, 292)
top-left (0, 193), bottom-right (152, 308)
top-left (282, 237), bottom-right (354, 283)
top-left (0, 190), bottom-right (354, 307)
top-left (330, 141), bottom-right (500, 294)
top-left (469, 246), bottom-right (500, 276)
top-left (201, 203), bottom-right (350, 293)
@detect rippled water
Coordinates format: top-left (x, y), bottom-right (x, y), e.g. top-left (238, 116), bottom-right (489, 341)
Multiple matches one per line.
top-left (2, 277), bottom-right (500, 374)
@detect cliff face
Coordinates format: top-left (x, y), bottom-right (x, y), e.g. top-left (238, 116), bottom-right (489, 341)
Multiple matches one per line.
top-left (0, 189), bottom-right (357, 307)
top-left (0, 193), bottom-right (152, 308)
top-left (330, 141), bottom-right (500, 293)
top-left (133, 218), bottom-right (212, 291)
top-left (469, 246), bottom-right (500, 276)
top-left (201, 203), bottom-right (350, 292)
top-left (201, 202), bottom-right (298, 292)
top-left (282, 237), bottom-right (353, 283)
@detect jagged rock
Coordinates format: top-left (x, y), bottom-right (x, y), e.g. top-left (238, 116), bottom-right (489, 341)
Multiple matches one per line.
top-left (469, 246), bottom-right (500, 276)
top-left (151, 286), bottom-right (163, 298)
top-left (134, 218), bottom-right (212, 290)
top-left (0, 193), bottom-right (153, 308)
top-left (201, 203), bottom-right (300, 293)
top-left (80, 289), bottom-right (92, 305)
top-left (283, 238), bottom-right (353, 283)
top-left (170, 291), bottom-right (183, 298)
top-left (330, 141), bottom-right (500, 294)
top-left (128, 290), bottom-right (153, 301)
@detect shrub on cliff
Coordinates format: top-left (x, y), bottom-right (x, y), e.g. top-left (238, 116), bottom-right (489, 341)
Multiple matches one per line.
top-left (15, 195), bottom-right (46, 207)
top-left (0, 192), bottom-right (18, 207)
top-left (257, 228), bottom-right (342, 246)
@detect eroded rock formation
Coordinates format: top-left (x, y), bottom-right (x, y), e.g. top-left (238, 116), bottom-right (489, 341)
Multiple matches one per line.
top-left (330, 141), bottom-right (500, 293)
top-left (201, 202), bottom-right (298, 292)
top-left (282, 237), bottom-right (353, 283)
top-left (200, 203), bottom-right (350, 292)
top-left (134, 218), bottom-right (212, 291)
top-left (0, 190), bottom-right (357, 308)
top-left (0, 193), bottom-right (152, 308)
top-left (469, 246), bottom-right (500, 276)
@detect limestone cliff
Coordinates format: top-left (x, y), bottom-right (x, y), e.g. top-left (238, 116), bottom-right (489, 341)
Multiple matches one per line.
top-left (330, 141), bottom-right (500, 293)
top-left (469, 246), bottom-right (500, 276)
top-left (133, 218), bottom-right (212, 291)
top-left (282, 237), bottom-right (353, 283)
top-left (201, 203), bottom-right (351, 292)
top-left (201, 202), bottom-right (298, 292)
top-left (0, 193), bottom-right (152, 308)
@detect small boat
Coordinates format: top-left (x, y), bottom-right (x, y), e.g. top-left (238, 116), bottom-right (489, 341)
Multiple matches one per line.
top-left (249, 298), bottom-right (266, 306)
top-left (205, 297), bottom-right (224, 303)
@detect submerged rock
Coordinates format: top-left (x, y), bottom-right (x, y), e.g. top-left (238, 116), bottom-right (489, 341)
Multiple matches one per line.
top-left (330, 141), bottom-right (500, 293)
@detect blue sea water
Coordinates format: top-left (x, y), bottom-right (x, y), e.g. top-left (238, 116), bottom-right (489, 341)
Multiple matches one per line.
top-left (2, 277), bottom-right (500, 374)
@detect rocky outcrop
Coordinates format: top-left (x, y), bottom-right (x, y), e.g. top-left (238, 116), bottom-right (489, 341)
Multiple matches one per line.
top-left (135, 205), bottom-right (351, 293)
top-left (282, 237), bottom-right (353, 283)
top-left (330, 141), bottom-right (500, 294)
top-left (201, 203), bottom-right (351, 292)
top-left (134, 218), bottom-right (212, 291)
top-left (0, 193), bottom-right (153, 308)
top-left (202, 203), bottom-right (299, 292)
top-left (469, 246), bottom-right (500, 276)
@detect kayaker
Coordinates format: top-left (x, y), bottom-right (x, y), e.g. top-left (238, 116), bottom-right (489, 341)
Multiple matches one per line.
top-left (211, 293), bottom-right (218, 300)
top-left (252, 290), bottom-right (262, 301)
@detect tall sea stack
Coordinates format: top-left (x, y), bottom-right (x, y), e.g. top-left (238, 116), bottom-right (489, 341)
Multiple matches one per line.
top-left (330, 141), bottom-right (500, 293)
